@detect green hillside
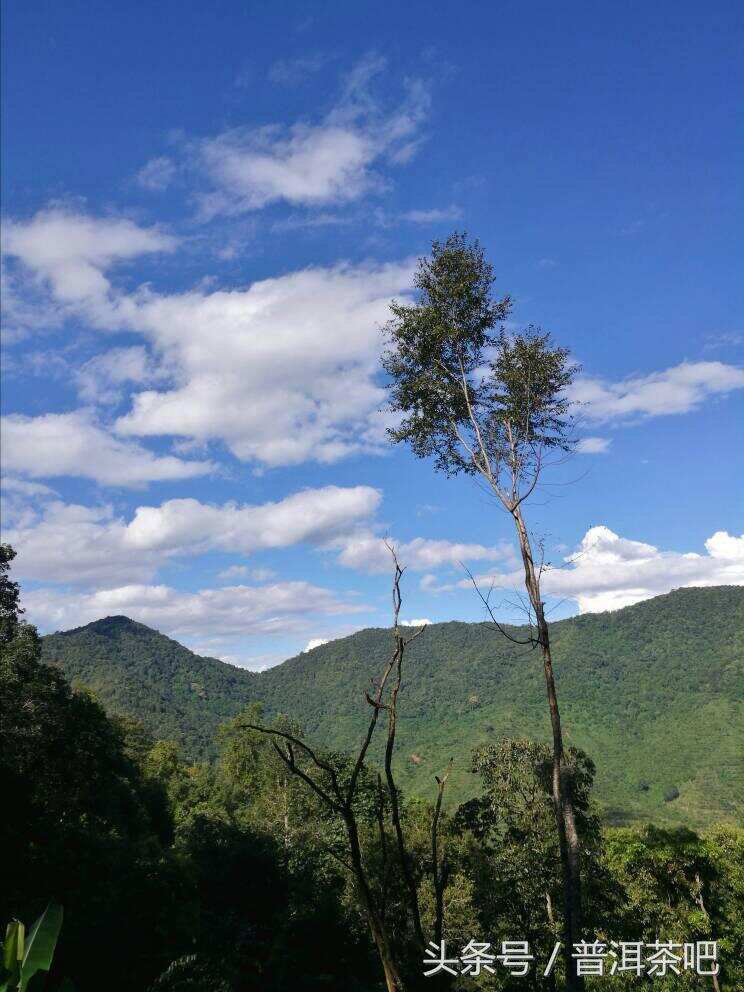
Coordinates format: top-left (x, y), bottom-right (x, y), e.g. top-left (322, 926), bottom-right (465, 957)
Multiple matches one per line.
top-left (42, 585), bottom-right (744, 829)
top-left (42, 614), bottom-right (260, 758)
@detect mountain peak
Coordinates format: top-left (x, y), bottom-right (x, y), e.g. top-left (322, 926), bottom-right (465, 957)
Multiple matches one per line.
top-left (63, 615), bottom-right (155, 638)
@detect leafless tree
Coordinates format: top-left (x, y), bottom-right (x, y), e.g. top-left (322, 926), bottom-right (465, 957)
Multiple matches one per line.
top-left (246, 547), bottom-right (451, 992)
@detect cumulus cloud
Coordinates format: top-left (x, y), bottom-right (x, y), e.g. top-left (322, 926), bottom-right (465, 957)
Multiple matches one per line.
top-left (13, 211), bottom-right (743, 482)
top-left (4, 486), bottom-right (380, 586)
top-left (1, 207), bottom-right (176, 304)
top-left (2, 207), bottom-right (415, 471)
top-left (75, 346), bottom-right (170, 404)
top-left (402, 617), bottom-right (431, 627)
top-left (574, 361), bottom-right (744, 422)
top-left (464, 526), bottom-right (744, 614)
top-left (333, 533), bottom-right (516, 574)
top-left (193, 54), bottom-right (429, 217)
top-left (2, 502), bottom-right (161, 586)
top-left (124, 486), bottom-right (381, 553)
top-left (112, 259), bottom-right (415, 466)
top-left (0, 411), bottom-right (211, 487)
top-left (24, 580), bottom-right (364, 641)
top-left (0, 210), bottom-right (415, 477)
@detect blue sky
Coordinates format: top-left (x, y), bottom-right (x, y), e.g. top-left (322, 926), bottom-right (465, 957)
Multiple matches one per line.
top-left (2, 0), bottom-right (743, 668)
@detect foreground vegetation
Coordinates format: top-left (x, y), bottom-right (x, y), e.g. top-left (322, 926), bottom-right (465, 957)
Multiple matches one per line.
top-left (3, 560), bottom-right (742, 989)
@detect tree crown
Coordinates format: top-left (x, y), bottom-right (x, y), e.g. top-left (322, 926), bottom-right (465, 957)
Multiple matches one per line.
top-left (382, 234), bottom-right (578, 500)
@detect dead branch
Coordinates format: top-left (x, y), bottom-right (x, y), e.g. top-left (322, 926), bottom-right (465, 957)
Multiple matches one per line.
top-left (461, 563), bottom-right (537, 647)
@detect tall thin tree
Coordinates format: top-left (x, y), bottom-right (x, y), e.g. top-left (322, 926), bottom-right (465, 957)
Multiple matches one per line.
top-left (382, 233), bottom-right (585, 989)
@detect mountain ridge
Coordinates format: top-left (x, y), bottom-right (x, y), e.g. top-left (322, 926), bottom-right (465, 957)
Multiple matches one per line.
top-left (42, 585), bottom-right (744, 828)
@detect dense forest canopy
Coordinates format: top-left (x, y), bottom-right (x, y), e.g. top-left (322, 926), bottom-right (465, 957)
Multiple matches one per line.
top-left (42, 585), bottom-right (744, 829)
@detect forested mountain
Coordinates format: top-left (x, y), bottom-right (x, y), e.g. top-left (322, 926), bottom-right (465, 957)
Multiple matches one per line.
top-left (42, 585), bottom-right (744, 829)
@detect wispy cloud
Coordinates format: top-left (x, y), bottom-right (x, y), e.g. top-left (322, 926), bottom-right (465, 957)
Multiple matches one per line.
top-left (400, 206), bottom-right (461, 224)
top-left (573, 361), bottom-right (744, 423)
top-left (332, 532), bottom-right (516, 574)
top-left (189, 54), bottom-right (430, 218)
top-left (268, 53), bottom-right (329, 86)
top-left (703, 332), bottom-right (744, 352)
top-left (135, 156), bottom-right (176, 191)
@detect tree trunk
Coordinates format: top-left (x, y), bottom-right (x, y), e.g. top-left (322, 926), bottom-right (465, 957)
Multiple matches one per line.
top-left (344, 810), bottom-right (407, 992)
top-left (693, 874), bottom-right (722, 992)
top-left (512, 506), bottom-right (584, 991)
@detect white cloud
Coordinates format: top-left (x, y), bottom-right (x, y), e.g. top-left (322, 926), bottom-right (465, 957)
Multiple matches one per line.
top-left (135, 156), bottom-right (176, 191)
top-left (217, 565), bottom-right (277, 582)
top-left (18, 213), bottom-right (742, 486)
top-left (197, 124), bottom-right (377, 214)
top-left (400, 206), bottom-right (461, 224)
top-left (1, 260), bottom-right (68, 341)
top-left (0, 476), bottom-right (57, 498)
top-left (2, 203), bottom-right (417, 470)
top-left (124, 486), bottom-right (381, 553)
top-left (2, 502), bottom-right (160, 586)
top-left (271, 212), bottom-right (354, 233)
top-left (75, 346), bottom-right (170, 404)
top-left (24, 579), bottom-right (364, 641)
top-left (333, 533), bottom-right (515, 574)
top-left (193, 54), bottom-right (429, 217)
top-left (112, 259), bottom-right (415, 466)
top-left (0, 411), bottom-right (212, 487)
top-left (402, 617), bottom-right (431, 627)
top-left (576, 436), bottom-right (611, 454)
top-left (705, 530), bottom-right (744, 560)
top-left (4, 486), bottom-right (380, 586)
top-left (573, 361), bottom-right (744, 422)
top-left (465, 525), bottom-right (744, 614)
top-left (1, 207), bottom-right (176, 304)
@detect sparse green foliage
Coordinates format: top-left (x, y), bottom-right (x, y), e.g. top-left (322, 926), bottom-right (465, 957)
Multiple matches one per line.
top-left (382, 233), bottom-right (577, 488)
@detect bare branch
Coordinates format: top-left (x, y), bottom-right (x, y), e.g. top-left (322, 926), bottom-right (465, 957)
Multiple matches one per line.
top-left (268, 737), bottom-right (341, 812)
top-left (461, 563), bottom-right (537, 647)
